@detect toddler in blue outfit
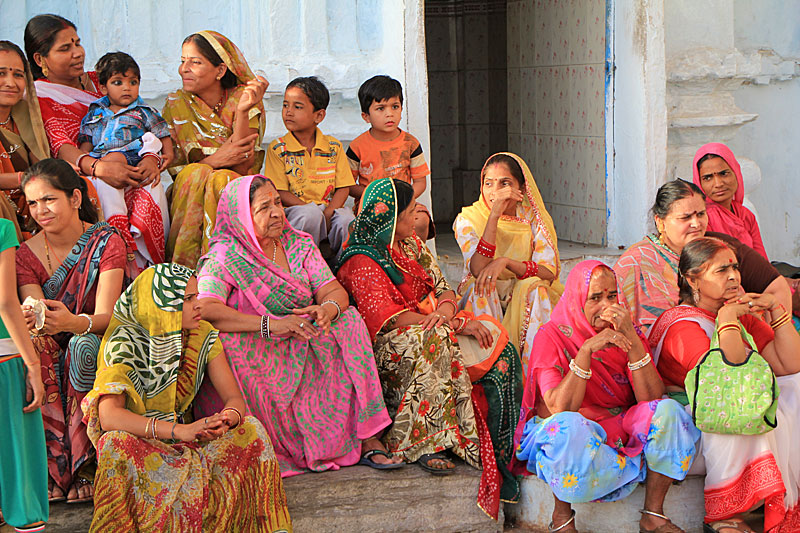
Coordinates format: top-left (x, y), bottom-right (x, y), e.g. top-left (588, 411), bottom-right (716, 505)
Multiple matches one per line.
top-left (78, 52), bottom-right (173, 185)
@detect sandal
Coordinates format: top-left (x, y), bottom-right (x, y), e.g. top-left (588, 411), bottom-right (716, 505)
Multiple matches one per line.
top-left (48, 478), bottom-right (66, 503)
top-left (358, 449), bottom-right (404, 470)
top-left (416, 453), bottom-right (455, 476)
top-left (549, 510), bottom-right (578, 532)
top-left (66, 477), bottom-right (93, 504)
top-left (703, 521), bottom-right (754, 533)
top-left (639, 509), bottom-right (684, 533)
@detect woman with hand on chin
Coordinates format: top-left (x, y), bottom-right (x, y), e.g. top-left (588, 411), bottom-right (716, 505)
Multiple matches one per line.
top-left (83, 263), bottom-right (291, 533)
top-left (454, 152), bottom-right (562, 376)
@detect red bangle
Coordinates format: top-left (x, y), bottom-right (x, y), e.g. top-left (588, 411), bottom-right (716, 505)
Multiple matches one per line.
top-left (517, 260), bottom-right (539, 280)
top-left (476, 238), bottom-right (496, 258)
top-left (141, 152), bottom-right (162, 166)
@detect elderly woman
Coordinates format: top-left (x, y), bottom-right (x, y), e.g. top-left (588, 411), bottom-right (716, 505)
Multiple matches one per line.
top-left (82, 263), bottom-right (292, 533)
top-left (17, 159), bottom-right (132, 504)
top-left (515, 260), bottom-right (700, 533)
top-left (24, 14), bottom-right (168, 267)
top-left (162, 31), bottom-right (268, 268)
top-left (692, 143), bottom-right (767, 259)
top-left (454, 152), bottom-right (563, 375)
top-left (196, 174), bottom-right (401, 475)
top-left (649, 237), bottom-right (800, 532)
top-left (337, 178), bottom-right (523, 519)
top-left (613, 179), bottom-right (791, 333)
top-left (0, 40), bottom-right (49, 240)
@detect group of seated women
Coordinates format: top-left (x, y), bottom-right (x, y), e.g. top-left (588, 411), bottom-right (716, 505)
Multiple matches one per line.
top-left (3, 11), bottom-right (800, 533)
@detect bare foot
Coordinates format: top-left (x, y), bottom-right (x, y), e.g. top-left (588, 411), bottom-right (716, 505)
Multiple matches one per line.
top-left (550, 510), bottom-right (577, 532)
top-left (361, 437), bottom-right (403, 465)
top-left (49, 478), bottom-right (65, 502)
top-left (639, 512), bottom-right (683, 533)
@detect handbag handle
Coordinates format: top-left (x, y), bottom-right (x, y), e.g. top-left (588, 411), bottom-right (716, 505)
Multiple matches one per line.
top-left (710, 318), bottom-right (759, 367)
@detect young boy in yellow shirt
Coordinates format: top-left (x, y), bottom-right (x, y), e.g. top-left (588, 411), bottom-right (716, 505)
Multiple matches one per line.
top-left (346, 75), bottom-right (434, 240)
top-left (265, 77), bottom-right (355, 255)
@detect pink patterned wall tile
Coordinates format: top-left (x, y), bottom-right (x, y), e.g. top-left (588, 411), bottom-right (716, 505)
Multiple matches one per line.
top-left (508, 68), bottom-right (522, 134)
top-left (464, 70), bottom-right (490, 124)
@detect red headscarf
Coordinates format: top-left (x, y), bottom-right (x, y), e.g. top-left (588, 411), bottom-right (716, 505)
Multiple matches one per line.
top-left (692, 143), bottom-right (767, 259)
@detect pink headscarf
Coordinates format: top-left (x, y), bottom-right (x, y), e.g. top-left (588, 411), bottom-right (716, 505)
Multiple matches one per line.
top-left (692, 143), bottom-right (768, 259)
top-left (511, 260), bottom-right (653, 467)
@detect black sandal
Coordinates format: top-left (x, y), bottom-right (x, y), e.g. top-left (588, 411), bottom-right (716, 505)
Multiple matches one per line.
top-left (358, 449), bottom-right (404, 470)
top-left (416, 452), bottom-right (455, 475)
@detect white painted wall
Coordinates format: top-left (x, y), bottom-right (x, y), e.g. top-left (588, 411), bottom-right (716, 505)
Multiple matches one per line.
top-left (607, 0), bottom-right (668, 247)
top-left (0, 0), bottom-right (433, 223)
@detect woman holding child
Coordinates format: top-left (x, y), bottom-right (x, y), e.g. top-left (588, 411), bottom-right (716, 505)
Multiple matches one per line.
top-left (195, 175), bottom-right (402, 477)
top-left (337, 177), bottom-right (524, 519)
top-left (0, 40), bottom-right (50, 240)
top-left (82, 263), bottom-right (292, 533)
top-left (24, 14), bottom-right (170, 268)
top-left (649, 237), bottom-right (800, 532)
top-left (454, 152), bottom-right (563, 376)
top-left (17, 159), bottom-right (132, 504)
top-left (162, 30), bottom-right (268, 268)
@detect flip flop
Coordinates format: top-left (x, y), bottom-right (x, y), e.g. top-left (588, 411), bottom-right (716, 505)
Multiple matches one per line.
top-left (416, 452), bottom-right (455, 476)
top-left (48, 479), bottom-right (66, 503)
top-left (66, 477), bottom-right (93, 504)
top-left (358, 449), bottom-right (404, 470)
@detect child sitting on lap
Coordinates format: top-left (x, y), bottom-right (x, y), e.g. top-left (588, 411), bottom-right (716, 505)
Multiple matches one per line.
top-left (346, 75), bottom-right (434, 240)
top-left (78, 52), bottom-right (172, 186)
top-left (266, 76), bottom-right (355, 257)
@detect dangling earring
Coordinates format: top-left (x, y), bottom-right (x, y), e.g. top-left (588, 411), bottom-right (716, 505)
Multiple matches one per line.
top-left (41, 61), bottom-right (49, 78)
top-left (693, 288), bottom-right (700, 304)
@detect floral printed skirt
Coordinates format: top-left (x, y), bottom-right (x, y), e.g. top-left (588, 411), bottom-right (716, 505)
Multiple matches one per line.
top-left (89, 417), bottom-right (292, 533)
top-left (374, 324), bottom-right (480, 466)
top-left (516, 399), bottom-right (699, 503)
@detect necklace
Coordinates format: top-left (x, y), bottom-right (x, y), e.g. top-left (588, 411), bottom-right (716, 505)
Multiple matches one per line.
top-left (0, 114), bottom-right (10, 126)
top-left (271, 239), bottom-right (279, 262)
top-left (212, 89), bottom-right (228, 115)
top-left (43, 220), bottom-right (86, 272)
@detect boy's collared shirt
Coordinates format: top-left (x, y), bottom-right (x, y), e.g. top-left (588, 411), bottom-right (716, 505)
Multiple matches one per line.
top-left (345, 129), bottom-right (430, 187)
top-left (78, 95), bottom-right (170, 156)
top-left (266, 127), bottom-right (355, 205)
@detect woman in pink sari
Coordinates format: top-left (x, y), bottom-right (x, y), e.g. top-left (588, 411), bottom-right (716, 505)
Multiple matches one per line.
top-left (195, 174), bottom-right (401, 475)
top-left (514, 260), bottom-right (699, 533)
top-left (692, 143), bottom-right (767, 260)
top-left (24, 14), bottom-right (170, 268)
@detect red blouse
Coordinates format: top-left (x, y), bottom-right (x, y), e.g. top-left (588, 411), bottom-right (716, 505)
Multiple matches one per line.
top-left (657, 311), bottom-right (774, 388)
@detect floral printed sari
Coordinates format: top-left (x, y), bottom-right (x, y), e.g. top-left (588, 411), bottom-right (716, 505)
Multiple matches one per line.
top-left (195, 175), bottom-right (390, 477)
top-left (162, 31), bottom-right (265, 268)
top-left (454, 152), bottom-right (563, 376)
top-left (82, 264), bottom-right (291, 532)
top-left (337, 177), bottom-right (524, 519)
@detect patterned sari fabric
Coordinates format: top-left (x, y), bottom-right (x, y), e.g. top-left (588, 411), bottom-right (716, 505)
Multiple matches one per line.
top-left (692, 143), bottom-right (768, 260)
top-left (162, 31), bottom-right (265, 269)
top-left (0, 60), bottom-right (49, 239)
top-left (650, 306), bottom-right (800, 531)
top-left (36, 71), bottom-right (169, 267)
top-left (514, 260), bottom-right (700, 503)
top-left (337, 178), bottom-right (524, 519)
top-left (195, 175), bottom-right (390, 477)
top-left (15, 222), bottom-right (131, 494)
top-left (454, 152), bottom-right (563, 376)
top-left (81, 264), bottom-right (291, 533)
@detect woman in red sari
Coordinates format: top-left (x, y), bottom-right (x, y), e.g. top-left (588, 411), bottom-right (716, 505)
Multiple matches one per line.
top-left (24, 14), bottom-right (170, 268)
top-left (650, 237), bottom-right (800, 532)
top-left (17, 159), bottom-right (131, 503)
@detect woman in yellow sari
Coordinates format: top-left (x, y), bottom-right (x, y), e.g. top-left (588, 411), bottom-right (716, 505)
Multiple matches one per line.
top-left (162, 31), bottom-right (268, 268)
top-left (454, 152), bottom-right (563, 376)
top-left (82, 263), bottom-right (291, 533)
top-left (0, 40), bottom-right (50, 240)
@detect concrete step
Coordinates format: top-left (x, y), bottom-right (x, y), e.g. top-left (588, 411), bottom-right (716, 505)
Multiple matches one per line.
top-left (9, 463), bottom-right (502, 533)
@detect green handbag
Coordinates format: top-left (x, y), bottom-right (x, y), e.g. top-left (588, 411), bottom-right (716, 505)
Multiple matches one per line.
top-left (684, 319), bottom-right (779, 435)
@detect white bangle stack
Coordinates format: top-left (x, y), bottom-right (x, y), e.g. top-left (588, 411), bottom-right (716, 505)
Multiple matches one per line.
top-left (627, 353), bottom-right (652, 371)
top-left (76, 313), bottom-right (92, 336)
top-left (321, 300), bottom-right (342, 322)
top-left (569, 359), bottom-right (592, 380)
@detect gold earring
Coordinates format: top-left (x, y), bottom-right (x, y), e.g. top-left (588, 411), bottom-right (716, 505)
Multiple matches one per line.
top-left (41, 61), bottom-right (49, 78)
top-left (216, 76), bottom-right (221, 80)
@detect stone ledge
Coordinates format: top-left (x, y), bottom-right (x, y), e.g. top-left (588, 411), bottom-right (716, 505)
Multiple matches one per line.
top-left (506, 475), bottom-right (705, 533)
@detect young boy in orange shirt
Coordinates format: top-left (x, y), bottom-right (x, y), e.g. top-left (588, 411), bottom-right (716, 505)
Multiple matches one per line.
top-left (346, 75), bottom-right (435, 240)
top-left (265, 76), bottom-right (355, 256)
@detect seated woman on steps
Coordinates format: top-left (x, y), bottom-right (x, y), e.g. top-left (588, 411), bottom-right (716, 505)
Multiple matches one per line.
top-left (514, 260), bottom-right (700, 533)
